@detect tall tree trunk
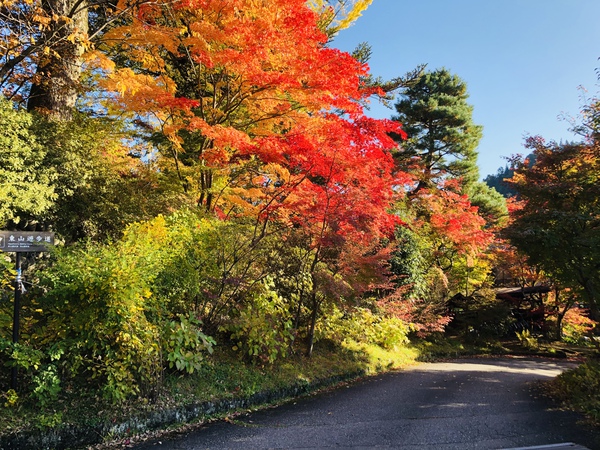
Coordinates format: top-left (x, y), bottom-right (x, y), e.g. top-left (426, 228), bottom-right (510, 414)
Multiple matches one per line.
top-left (583, 279), bottom-right (600, 323)
top-left (554, 289), bottom-right (575, 341)
top-left (305, 288), bottom-right (319, 358)
top-left (27, 0), bottom-right (88, 121)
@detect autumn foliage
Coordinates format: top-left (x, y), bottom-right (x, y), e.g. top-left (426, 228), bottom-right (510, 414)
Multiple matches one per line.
top-left (92, 0), bottom-right (403, 242)
top-left (0, 0), bottom-right (507, 409)
top-left (505, 132), bottom-right (600, 320)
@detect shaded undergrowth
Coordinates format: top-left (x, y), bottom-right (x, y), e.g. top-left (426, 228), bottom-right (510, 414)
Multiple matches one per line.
top-left (547, 357), bottom-right (600, 425)
top-left (1, 334), bottom-right (596, 449)
top-left (0, 340), bottom-right (418, 448)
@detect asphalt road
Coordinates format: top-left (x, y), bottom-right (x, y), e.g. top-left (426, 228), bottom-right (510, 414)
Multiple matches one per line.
top-left (132, 356), bottom-right (600, 450)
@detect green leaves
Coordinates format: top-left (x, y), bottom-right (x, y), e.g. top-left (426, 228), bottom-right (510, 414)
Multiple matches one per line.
top-left (0, 98), bottom-right (57, 227)
top-left (0, 338), bottom-right (62, 407)
top-left (221, 279), bottom-right (294, 364)
top-left (37, 219), bottom-right (171, 401)
top-left (28, 211), bottom-right (268, 401)
top-left (319, 305), bottom-right (413, 350)
top-left (392, 68), bottom-right (483, 190)
top-left (164, 314), bottom-right (215, 374)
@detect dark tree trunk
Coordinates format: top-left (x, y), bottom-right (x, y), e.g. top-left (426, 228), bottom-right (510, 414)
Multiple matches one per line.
top-left (306, 289), bottom-right (319, 358)
top-left (583, 279), bottom-right (600, 323)
top-left (27, 0), bottom-right (88, 121)
top-left (288, 287), bottom-right (305, 355)
top-left (554, 289), bottom-right (575, 341)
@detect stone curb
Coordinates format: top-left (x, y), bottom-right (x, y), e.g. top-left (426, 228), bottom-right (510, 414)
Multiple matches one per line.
top-left (0, 370), bottom-right (365, 450)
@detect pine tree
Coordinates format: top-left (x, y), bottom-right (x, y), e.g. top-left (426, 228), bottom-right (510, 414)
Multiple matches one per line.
top-left (391, 68), bottom-right (483, 193)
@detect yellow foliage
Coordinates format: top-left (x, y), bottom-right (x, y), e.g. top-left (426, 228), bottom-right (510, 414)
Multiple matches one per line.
top-left (336, 0), bottom-right (372, 30)
top-left (102, 67), bottom-right (178, 119)
top-left (32, 13), bottom-right (52, 28)
top-left (307, 0), bottom-right (372, 36)
top-left (82, 50), bottom-right (115, 71)
top-left (223, 191), bottom-right (259, 214)
top-left (263, 163), bottom-right (291, 182)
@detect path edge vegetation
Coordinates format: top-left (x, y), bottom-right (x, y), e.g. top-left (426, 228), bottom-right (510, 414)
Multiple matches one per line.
top-left (2, 0), bottom-right (600, 447)
top-left (1, 336), bottom-right (595, 450)
top-left (0, 340), bottom-right (422, 450)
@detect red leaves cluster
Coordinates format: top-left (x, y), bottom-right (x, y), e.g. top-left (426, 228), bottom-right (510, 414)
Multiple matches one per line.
top-left (102, 0), bottom-right (406, 256)
top-left (427, 188), bottom-right (491, 254)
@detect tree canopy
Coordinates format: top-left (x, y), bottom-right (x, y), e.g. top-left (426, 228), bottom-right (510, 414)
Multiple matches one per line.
top-left (391, 68), bottom-right (483, 193)
top-left (0, 98), bottom-right (56, 227)
top-left (505, 133), bottom-right (600, 319)
top-left (3, 0), bottom-right (592, 415)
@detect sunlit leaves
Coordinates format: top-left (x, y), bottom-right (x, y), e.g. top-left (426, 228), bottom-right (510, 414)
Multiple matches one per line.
top-left (97, 0), bottom-right (403, 248)
top-left (0, 98), bottom-right (57, 226)
top-left (307, 0), bottom-right (373, 38)
top-left (0, 0), bottom-right (92, 118)
top-left (392, 68), bottom-right (483, 191)
top-left (505, 132), bottom-right (600, 318)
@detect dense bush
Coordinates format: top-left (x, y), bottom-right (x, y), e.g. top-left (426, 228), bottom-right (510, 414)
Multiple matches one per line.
top-left (36, 217), bottom-right (173, 401)
top-left (163, 313), bottom-right (215, 374)
top-left (151, 213), bottom-right (273, 331)
top-left (551, 360), bottom-right (600, 423)
top-left (0, 209), bottom-right (423, 406)
top-left (0, 256), bottom-right (13, 334)
top-left (320, 305), bottom-right (413, 350)
top-left (0, 213), bottom-right (217, 403)
top-left (1, 211), bottom-right (297, 403)
top-left (221, 279), bottom-right (294, 364)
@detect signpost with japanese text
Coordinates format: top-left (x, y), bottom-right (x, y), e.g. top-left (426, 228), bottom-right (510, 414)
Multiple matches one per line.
top-left (0, 231), bottom-right (55, 253)
top-left (1, 231), bottom-right (55, 389)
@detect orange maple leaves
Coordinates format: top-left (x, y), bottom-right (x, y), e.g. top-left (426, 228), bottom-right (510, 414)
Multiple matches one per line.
top-left (96, 0), bottom-right (404, 247)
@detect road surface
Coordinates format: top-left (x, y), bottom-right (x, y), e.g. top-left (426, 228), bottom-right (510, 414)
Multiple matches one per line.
top-left (132, 356), bottom-right (600, 449)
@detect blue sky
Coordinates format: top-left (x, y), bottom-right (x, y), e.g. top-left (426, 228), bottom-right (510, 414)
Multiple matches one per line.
top-left (332, 0), bottom-right (600, 178)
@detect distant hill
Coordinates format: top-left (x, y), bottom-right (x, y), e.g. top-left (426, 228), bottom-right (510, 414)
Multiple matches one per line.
top-left (483, 153), bottom-right (536, 198)
top-left (483, 165), bottom-right (516, 198)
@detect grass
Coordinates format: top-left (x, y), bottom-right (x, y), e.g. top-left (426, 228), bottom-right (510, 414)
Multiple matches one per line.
top-left (1, 334), bottom-right (595, 449)
top-left (0, 339), bottom-right (421, 448)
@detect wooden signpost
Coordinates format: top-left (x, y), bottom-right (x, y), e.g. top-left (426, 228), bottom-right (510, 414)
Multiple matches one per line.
top-left (0, 231), bottom-right (55, 389)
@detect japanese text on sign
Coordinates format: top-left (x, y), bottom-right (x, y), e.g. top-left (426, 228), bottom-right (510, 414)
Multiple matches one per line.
top-left (0, 232), bottom-right (55, 252)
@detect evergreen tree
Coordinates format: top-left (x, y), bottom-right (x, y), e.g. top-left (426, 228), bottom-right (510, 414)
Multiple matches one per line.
top-left (391, 68), bottom-right (506, 226)
top-left (391, 68), bottom-right (483, 192)
top-left (464, 180), bottom-right (508, 227)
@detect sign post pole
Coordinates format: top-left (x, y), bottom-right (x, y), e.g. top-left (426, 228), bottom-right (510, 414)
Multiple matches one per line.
top-left (11, 252), bottom-right (21, 390)
top-left (0, 231), bottom-right (54, 391)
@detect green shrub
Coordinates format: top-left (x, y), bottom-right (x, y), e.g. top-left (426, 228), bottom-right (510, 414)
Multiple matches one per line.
top-left (2, 388), bottom-right (18, 407)
top-left (34, 345), bottom-right (63, 407)
top-left (320, 306), bottom-right (413, 350)
top-left (152, 212), bottom-right (273, 331)
top-left (551, 360), bottom-right (600, 423)
top-left (222, 280), bottom-right (293, 364)
top-left (26, 212), bottom-right (269, 402)
top-left (516, 329), bottom-right (538, 349)
top-left (374, 316), bottom-right (413, 350)
top-left (37, 218), bottom-right (172, 402)
top-left (163, 314), bottom-right (215, 374)
top-left (0, 338), bottom-right (63, 407)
